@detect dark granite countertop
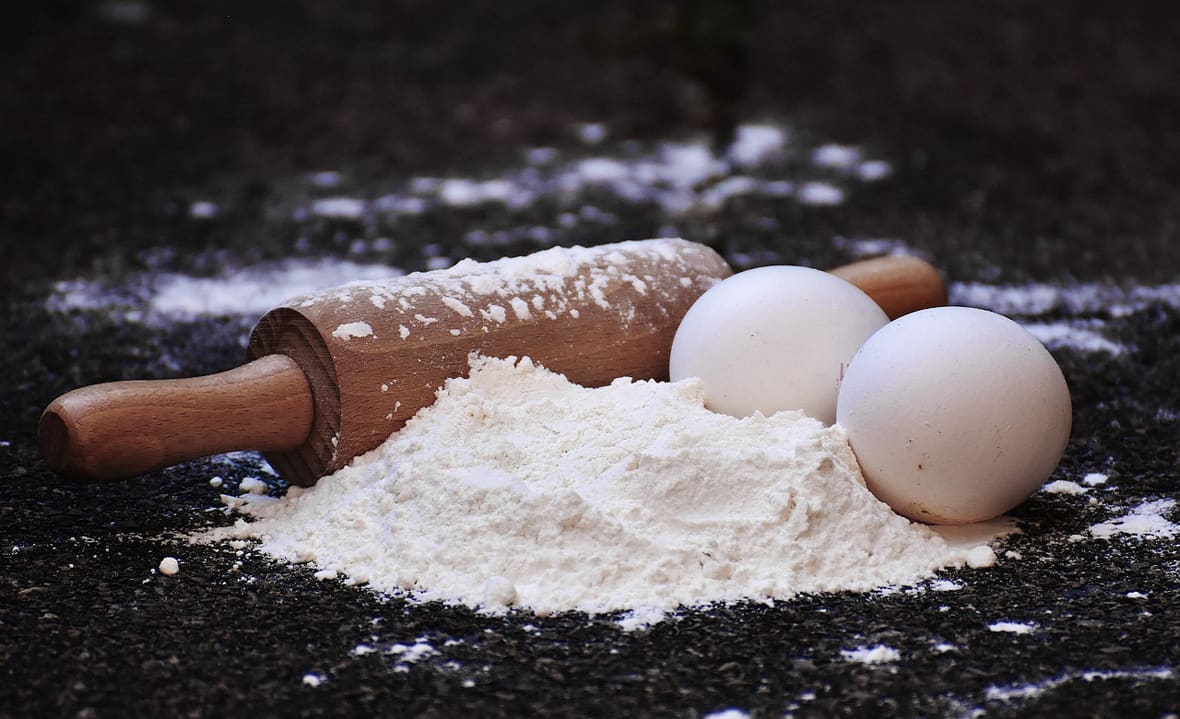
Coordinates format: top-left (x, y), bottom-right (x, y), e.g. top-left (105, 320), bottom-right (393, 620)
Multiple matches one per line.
top-left (3, 1), bottom-right (1180, 716)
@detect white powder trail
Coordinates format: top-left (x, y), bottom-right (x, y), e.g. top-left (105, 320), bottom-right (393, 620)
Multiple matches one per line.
top-left (199, 355), bottom-right (1005, 619)
top-left (1021, 322), bottom-right (1127, 356)
top-left (944, 282), bottom-right (1180, 355)
top-left (47, 251), bottom-right (1159, 362)
top-left (984, 667), bottom-right (1173, 704)
top-left (46, 122), bottom-right (896, 322)
top-left (1089, 499), bottom-right (1179, 539)
top-left (286, 121), bottom-right (885, 224)
top-left (949, 281), bottom-right (1180, 317)
top-left (49, 259), bottom-right (402, 321)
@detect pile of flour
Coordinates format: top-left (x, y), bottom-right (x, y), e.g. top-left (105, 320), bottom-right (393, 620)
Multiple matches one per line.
top-left (202, 355), bottom-right (1001, 616)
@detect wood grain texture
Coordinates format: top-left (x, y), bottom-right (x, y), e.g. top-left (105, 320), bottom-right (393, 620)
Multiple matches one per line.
top-left (247, 239), bottom-right (732, 485)
top-left (829, 255), bottom-right (947, 319)
top-left (39, 354), bottom-right (313, 480)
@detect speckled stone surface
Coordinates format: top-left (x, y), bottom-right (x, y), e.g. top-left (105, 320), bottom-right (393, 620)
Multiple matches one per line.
top-left (3, 2), bottom-right (1180, 717)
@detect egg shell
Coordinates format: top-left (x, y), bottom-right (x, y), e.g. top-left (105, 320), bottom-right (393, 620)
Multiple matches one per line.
top-left (836, 306), bottom-right (1072, 524)
top-left (669, 265), bottom-right (888, 422)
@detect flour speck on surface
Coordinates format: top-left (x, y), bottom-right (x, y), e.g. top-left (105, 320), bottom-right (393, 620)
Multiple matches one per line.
top-left (841, 645), bottom-right (902, 664)
top-left (158, 557), bottom-right (180, 576)
top-left (988, 621), bottom-right (1037, 635)
top-left (1041, 480), bottom-right (1089, 495)
top-left (201, 356), bottom-right (1008, 618)
top-left (702, 709), bottom-right (752, 719)
top-left (1083, 472), bottom-right (1109, 486)
top-left (965, 545), bottom-right (998, 569)
top-left (331, 321), bottom-right (374, 341)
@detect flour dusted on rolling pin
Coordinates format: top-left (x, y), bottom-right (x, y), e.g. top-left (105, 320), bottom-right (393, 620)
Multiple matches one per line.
top-left (296, 238), bottom-right (701, 339)
top-left (207, 356), bottom-right (1005, 620)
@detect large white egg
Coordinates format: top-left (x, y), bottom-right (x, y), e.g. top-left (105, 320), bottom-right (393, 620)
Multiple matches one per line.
top-left (669, 266), bottom-right (888, 422)
top-left (836, 306), bottom-right (1072, 524)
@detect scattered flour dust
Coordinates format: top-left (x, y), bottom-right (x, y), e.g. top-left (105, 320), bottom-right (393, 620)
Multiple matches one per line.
top-left (841, 645), bottom-right (902, 664)
top-left (1089, 499), bottom-right (1179, 539)
top-left (199, 355), bottom-right (1006, 618)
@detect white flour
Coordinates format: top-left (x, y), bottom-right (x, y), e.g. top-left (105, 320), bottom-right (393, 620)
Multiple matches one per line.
top-left (202, 355), bottom-right (1004, 617)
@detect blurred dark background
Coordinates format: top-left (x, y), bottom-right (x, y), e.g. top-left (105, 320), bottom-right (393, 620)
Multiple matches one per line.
top-left (5, 0), bottom-right (1180, 291)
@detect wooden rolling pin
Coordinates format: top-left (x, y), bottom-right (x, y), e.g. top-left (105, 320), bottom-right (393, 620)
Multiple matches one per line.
top-left (39, 240), bottom-right (945, 485)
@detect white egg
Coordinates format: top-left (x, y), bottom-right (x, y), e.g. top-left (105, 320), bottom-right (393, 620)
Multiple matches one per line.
top-left (836, 306), bottom-right (1072, 524)
top-left (669, 266), bottom-right (888, 422)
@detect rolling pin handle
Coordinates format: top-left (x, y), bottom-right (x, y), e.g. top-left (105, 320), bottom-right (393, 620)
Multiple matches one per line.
top-left (829, 255), bottom-right (947, 319)
top-left (38, 354), bottom-right (314, 481)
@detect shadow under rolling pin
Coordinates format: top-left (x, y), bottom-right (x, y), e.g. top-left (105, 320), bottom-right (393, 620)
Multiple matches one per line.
top-left (39, 241), bottom-right (945, 485)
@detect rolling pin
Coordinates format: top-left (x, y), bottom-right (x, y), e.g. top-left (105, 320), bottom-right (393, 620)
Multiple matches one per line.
top-left (39, 239), bottom-right (946, 485)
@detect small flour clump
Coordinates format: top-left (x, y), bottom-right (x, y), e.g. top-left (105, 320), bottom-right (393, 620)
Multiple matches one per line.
top-left (203, 356), bottom-right (994, 616)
